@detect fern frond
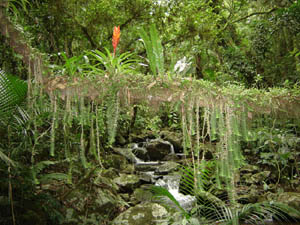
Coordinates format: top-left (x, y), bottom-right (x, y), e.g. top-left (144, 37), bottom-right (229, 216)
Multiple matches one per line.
top-left (39, 173), bottom-right (70, 184)
top-left (0, 69), bottom-right (27, 117)
top-left (32, 160), bottom-right (57, 174)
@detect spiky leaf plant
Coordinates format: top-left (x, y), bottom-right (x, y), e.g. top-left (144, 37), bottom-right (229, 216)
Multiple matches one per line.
top-left (88, 48), bottom-right (139, 77)
top-left (139, 24), bottom-right (164, 76)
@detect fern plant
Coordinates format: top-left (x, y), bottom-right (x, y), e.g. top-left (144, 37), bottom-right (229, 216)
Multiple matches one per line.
top-left (0, 70), bottom-right (27, 167)
top-left (151, 161), bottom-right (300, 225)
top-left (0, 69), bottom-right (30, 182)
top-left (0, 69), bottom-right (27, 118)
top-left (30, 160), bottom-right (69, 185)
top-left (139, 24), bottom-right (164, 76)
top-left (6, 0), bottom-right (30, 17)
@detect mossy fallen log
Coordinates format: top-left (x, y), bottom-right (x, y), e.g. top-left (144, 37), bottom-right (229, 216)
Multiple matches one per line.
top-left (44, 74), bottom-right (300, 119)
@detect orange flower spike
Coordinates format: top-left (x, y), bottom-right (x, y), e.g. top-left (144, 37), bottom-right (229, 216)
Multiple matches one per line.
top-left (112, 26), bottom-right (121, 56)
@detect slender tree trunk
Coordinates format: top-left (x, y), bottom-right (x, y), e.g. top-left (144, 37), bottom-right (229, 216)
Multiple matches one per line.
top-left (0, 5), bottom-right (44, 83)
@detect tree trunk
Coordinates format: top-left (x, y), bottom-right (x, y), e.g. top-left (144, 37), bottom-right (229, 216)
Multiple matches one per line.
top-left (0, 5), bottom-right (44, 83)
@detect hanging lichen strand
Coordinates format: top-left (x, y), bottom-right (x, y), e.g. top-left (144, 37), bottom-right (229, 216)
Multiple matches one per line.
top-left (206, 102), bottom-right (246, 206)
top-left (180, 93), bottom-right (250, 209)
top-left (50, 93), bottom-right (57, 157)
top-left (106, 91), bottom-right (120, 146)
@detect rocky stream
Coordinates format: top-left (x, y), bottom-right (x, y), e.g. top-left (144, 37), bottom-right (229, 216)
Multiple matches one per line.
top-left (60, 130), bottom-right (300, 225)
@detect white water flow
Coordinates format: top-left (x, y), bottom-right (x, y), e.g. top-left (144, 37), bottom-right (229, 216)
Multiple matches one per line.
top-left (155, 175), bottom-right (196, 211)
top-left (131, 139), bottom-right (196, 211)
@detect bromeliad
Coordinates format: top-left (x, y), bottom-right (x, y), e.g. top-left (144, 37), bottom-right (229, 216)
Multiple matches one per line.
top-left (112, 26), bottom-right (120, 56)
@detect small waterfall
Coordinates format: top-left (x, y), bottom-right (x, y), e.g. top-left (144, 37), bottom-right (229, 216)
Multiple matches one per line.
top-left (155, 175), bottom-right (196, 211)
top-left (118, 138), bottom-right (196, 212)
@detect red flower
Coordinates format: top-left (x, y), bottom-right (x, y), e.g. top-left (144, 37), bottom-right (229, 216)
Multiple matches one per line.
top-left (112, 26), bottom-right (120, 56)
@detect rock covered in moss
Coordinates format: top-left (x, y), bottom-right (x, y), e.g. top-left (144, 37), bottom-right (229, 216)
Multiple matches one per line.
top-left (156, 161), bottom-right (179, 173)
top-left (113, 173), bottom-right (140, 191)
top-left (103, 154), bottom-right (129, 170)
top-left (112, 202), bottom-right (169, 225)
top-left (146, 139), bottom-right (174, 161)
top-left (160, 130), bottom-right (183, 153)
top-left (130, 187), bottom-right (154, 204)
top-left (113, 147), bottom-right (138, 163)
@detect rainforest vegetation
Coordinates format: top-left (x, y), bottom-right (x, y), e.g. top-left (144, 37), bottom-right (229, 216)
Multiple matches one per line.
top-left (1, 0), bottom-right (300, 224)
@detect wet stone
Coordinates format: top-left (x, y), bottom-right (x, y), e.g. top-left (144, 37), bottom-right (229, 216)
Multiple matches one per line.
top-left (113, 173), bottom-right (140, 191)
top-left (156, 161), bottom-right (179, 174)
top-left (112, 202), bottom-right (169, 225)
top-left (113, 147), bottom-right (138, 163)
top-left (131, 187), bottom-right (153, 204)
top-left (146, 140), bottom-right (173, 161)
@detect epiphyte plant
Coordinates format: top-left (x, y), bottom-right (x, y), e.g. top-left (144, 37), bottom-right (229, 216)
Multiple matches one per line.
top-left (112, 26), bottom-right (121, 57)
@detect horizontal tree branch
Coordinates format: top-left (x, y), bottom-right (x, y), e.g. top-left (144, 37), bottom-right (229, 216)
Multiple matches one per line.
top-left (233, 7), bottom-right (278, 23)
top-left (215, 7), bottom-right (278, 43)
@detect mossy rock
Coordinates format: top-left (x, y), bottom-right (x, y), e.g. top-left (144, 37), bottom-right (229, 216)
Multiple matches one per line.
top-left (160, 130), bottom-right (183, 153)
top-left (103, 154), bottom-right (129, 170)
top-left (242, 171), bottom-right (270, 184)
top-left (131, 187), bottom-right (153, 204)
top-left (100, 167), bottom-right (119, 179)
top-left (113, 173), bottom-right (140, 191)
top-left (112, 202), bottom-right (169, 225)
top-left (156, 161), bottom-right (179, 173)
top-left (146, 140), bottom-right (173, 161)
top-left (95, 189), bottom-right (119, 214)
top-left (113, 147), bottom-right (138, 163)
top-left (240, 164), bottom-right (259, 173)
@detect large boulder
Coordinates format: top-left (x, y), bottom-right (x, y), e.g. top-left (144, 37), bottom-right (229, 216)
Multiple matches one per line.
top-left (160, 130), bottom-right (183, 153)
top-left (146, 139), bottom-right (174, 161)
top-left (112, 202), bottom-right (170, 225)
top-left (103, 154), bottom-right (130, 171)
top-left (113, 147), bottom-right (139, 163)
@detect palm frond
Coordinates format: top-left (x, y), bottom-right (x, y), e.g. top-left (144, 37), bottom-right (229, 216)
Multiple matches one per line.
top-left (223, 201), bottom-right (300, 225)
top-left (179, 161), bottom-right (215, 195)
top-left (0, 148), bottom-right (16, 167)
top-left (0, 69), bottom-right (27, 117)
top-left (150, 185), bottom-right (190, 219)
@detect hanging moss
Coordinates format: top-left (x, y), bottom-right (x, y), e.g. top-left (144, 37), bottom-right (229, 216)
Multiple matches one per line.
top-left (106, 91), bottom-right (120, 146)
top-left (50, 93), bottom-right (57, 157)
